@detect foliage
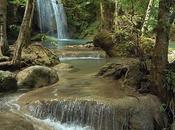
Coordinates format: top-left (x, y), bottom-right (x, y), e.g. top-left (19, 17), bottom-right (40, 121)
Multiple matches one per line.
top-left (118, 0), bottom-right (159, 34)
top-left (62, 0), bottom-right (100, 38)
top-left (8, 0), bottom-right (26, 5)
top-left (164, 70), bottom-right (175, 93)
top-left (163, 70), bottom-right (175, 123)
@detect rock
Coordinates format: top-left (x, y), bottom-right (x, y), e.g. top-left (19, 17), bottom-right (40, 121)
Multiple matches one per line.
top-left (53, 63), bottom-right (74, 72)
top-left (93, 31), bottom-right (115, 57)
top-left (93, 31), bottom-right (135, 57)
top-left (0, 112), bottom-right (35, 130)
top-left (16, 65), bottom-right (59, 89)
top-left (97, 59), bottom-right (149, 89)
top-left (22, 44), bottom-right (59, 66)
top-left (0, 71), bottom-right (17, 92)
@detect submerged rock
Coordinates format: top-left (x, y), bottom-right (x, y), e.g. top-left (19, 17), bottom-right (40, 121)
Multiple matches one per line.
top-left (0, 112), bottom-right (35, 130)
top-left (0, 71), bottom-right (17, 92)
top-left (16, 65), bottom-right (59, 89)
top-left (53, 63), bottom-right (74, 72)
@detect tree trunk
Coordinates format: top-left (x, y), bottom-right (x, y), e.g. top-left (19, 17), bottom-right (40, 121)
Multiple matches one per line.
top-left (151, 0), bottom-right (175, 101)
top-left (100, 0), bottom-right (115, 31)
top-left (141, 0), bottom-right (154, 35)
top-left (11, 0), bottom-right (35, 65)
top-left (0, 0), bottom-right (9, 56)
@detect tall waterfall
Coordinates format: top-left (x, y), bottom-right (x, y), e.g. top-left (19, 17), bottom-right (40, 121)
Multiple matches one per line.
top-left (36, 0), bottom-right (68, 39)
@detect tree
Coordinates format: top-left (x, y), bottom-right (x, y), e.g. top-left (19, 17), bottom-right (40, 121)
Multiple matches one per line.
top-left (11, 0), bottom-right (35, 65)
top-left (151, 0), bottom-right (175, 100)
top-left (100, 0), bottom-right (115, 31)
top-left (141, 0), bottom-right (154, 35)
top-left (0, 0), bottom-right (9, 56)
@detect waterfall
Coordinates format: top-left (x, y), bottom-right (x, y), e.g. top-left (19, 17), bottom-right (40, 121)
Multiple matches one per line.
top-left (36, 0), bottom-right (68, 39)
top-left (27, 96), bottom-right (165, 130)
top-left (28, 99), bottom-right (125, 130)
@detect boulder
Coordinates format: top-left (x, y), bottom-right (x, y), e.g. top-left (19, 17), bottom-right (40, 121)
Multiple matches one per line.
top-left (0, 112), bottom-right (35, 130)
top-left (16, 65), bottom-right (59, 89)
top-left (22, 44), bottom-right (59, 66)
top-left (93, 31), bottom-right (115, 57)
top-left (97, 59), bottom-right (150, 91)
top-left (0, 71), bottom-right (17, 92)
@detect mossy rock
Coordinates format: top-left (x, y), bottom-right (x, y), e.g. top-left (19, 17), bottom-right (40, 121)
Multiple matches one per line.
top-left (22, 44), bottom-right (59, 67)
top-left (16, 65), bottom-right (59, 89)
top-left (97, 59), bottom-right (143, 87)
top-left (0, 71), bottom-right (17, 92)
top-left (93, 30), bottom-right (136, 57)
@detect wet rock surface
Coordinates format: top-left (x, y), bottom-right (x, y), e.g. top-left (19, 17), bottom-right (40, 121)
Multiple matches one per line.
top-left (16, 65), bottom-right (59, 89)
top-left (0, 112), bottom-right (35, 130)
top-left (27, 95), bottom-right (167, 130)
top-left (0, 71), bottom-right (17, 92)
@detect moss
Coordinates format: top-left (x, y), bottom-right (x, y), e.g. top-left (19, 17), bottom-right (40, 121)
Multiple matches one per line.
top-left (141, 37), bottom-right (155, 57)
top-left (93, 30), bottom-right (136, 57)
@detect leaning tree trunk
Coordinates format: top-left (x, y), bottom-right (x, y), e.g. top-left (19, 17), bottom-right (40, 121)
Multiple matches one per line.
top-left (0, 0), bottom-right (9, 56)
top-left (141, 0), bottom-right (154, 36)
top-left (151, 0), bottom-right (175, 101)
top-left (11, 0), bottom-right (35, 65)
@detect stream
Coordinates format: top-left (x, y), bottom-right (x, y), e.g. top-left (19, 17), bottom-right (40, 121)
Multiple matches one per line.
top-left (0, 52), bottom-right (131, 130)
top-left (0, 46), bottom-right (171, 130)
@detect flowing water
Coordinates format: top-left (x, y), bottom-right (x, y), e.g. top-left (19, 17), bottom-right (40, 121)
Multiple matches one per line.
top-left (0, 49), bottom-right (165, 130)
top-left (0, 56), bottom-right (139, 130)
top-left (36, 0), bottom-right (68, 39)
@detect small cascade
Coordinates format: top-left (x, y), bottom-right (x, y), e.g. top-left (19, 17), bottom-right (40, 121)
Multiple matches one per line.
top-left (28, 99), bottom-right (131, 130)
top-left (27, 96), bottom-right (166, 130)
top-left (36, 0), bottom-right (68, 39)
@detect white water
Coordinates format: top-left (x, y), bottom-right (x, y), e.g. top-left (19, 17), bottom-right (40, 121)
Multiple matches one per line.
top-left (24, 113), bottom-right (92, 130)
top-left (41, 119), bottom-right (92, 130)
top-left (36, 0), bottom-right (68, 39)
top-left (59, 56), bottom-right (104, 61)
